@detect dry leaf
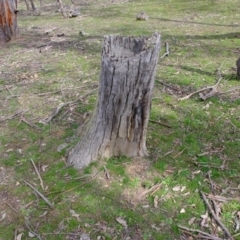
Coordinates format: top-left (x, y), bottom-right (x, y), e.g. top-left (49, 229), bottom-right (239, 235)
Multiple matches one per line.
top-left (180, 208), bottom-right (185, 213)
top-left (41, 165), bottom-right (48, 172)
top-left (16, 233), bottom-right (24, 240)
top-left (172, 186), bottom-right (181, 191)
top-left (28, 232), bottom-right (35, 238)
top-left (188, 217), bottom-right (196, 225)
top-left (70, 209), bottom-right (80, 220)
top-left (201, 211), bottom-right (209, 227)
top-left (151, 224), bottom-right (160, 231)
top-left (180, 186), bottom-right (186, 192)
top-left (0, 212), bottom-right (6, 221)
top-left (154, 195), bottom-right (159, 208)
top-left (116, 217), bottom-right (128, 229)
top-left (39, 211), bottom-right (48, 218)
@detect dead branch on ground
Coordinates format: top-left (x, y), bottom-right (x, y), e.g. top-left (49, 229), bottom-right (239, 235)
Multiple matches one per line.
top-left (139, 182), bottom-right (162, 200)
top-left (30, 159), bottom-right (44, 190)
top-left (160, 42), bottom-right (169, 59)
top-left (178, 225), bottom-right (223, 240)
top-left (43, 88), bottom-right (98, 123)
top-left (25, 222), bottom-right (43, 240)
top-left (0, 110), bottom-right (28, 123)
top-left (21, 117), bottom-right (42, 131)
top-left (103, 165), bottom-right (110, 179)
top-left (200, 191), bottom-right (233, 240)
top-left (23, 180), bottom-right (54, 209)
top-left (149, 119), bottom-right (172, 128)
top-left (179, 67), bottom-right (240, 101)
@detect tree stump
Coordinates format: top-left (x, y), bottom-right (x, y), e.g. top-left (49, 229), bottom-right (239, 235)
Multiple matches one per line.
top-left (68, 33), bottom-right (161, 169)
top-left (0, 0), bottom-right (18, 43)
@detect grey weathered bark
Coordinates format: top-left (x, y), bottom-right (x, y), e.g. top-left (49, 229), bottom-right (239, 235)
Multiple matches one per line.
top-left (68, 33), bottom-right (161, 169)
top-left (0, 0), bottom-right (18, 43)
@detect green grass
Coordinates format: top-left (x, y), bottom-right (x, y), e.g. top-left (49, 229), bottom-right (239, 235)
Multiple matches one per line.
top-left (0, 0), bottom-right (240, 239)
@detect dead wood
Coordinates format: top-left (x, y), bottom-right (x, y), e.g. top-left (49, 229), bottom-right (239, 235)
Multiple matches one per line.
top-left (136, 11), bottom-right (149, 21)
top-left (43, 88), bottom-right (98, 123)
top-left (149, 119), bottom-right (172, 128)
top-left (30, 159), bottom-right (44, 190)
top-left (68, 33), bottom-right (161, 169)
top-left (200, 191), bottom-right (233, 240)
top-left (0, 110), bottom-right (28, 123)
top-left (25, 222), bottom-right (43, 240)
top-left (139, 182), bottom-right (162, 200)
top-left (178, 225), bottom-right (223, 240)
top-left (178, 68), bottom-right (222, 101)
top-left (21, 117), bottom-right (42, 131)
top-left (160, 41), bottom-right (169, 59)
top-left (23, 180), bottom-right (54, 209)
top-left (0, 0), bottom-right (18, 43)
top-left (103, 165), bottom-right (110, 179)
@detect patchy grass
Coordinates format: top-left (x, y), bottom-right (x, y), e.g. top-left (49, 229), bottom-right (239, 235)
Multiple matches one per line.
top-left (0, 0), bottom-right (240, 239)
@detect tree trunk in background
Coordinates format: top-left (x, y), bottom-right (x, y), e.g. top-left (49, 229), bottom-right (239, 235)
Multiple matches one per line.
top-left (0, 0), bottom-right (18, 43)
top-left (68, 33), bottom-right (161, 169)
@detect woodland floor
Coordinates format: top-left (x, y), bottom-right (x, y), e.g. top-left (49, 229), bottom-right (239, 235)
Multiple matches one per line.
top-left (0, 0), bottom-right (240, 239)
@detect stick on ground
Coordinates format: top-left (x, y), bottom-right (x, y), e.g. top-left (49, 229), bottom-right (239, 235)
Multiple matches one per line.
top-left (200, 191), bottom-right (233, 240)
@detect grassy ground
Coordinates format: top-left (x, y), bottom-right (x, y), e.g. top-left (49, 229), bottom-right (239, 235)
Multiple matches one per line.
top-left (0, 0), bottom-right (240, 239)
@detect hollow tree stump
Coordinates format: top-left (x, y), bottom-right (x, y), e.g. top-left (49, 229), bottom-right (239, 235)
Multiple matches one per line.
top-left (68, 33), bottom-right (161, 169)
top-left (0, 0), bottom-right (18, 43)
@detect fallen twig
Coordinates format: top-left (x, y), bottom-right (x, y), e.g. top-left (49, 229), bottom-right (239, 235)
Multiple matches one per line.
top-left (200, 191), bottom-right (233, 240)
top-left (0, 110), bottom-right (27, 123)
top-left (178, 225), bottom-right (223, 240)
top-left (149, 119), bottom-right (171, 128)
top-left (23, 180), bottom-right (54, 209)
top-left (139, 182), bottom-right (162, 200)
top-left (21, 117), bottom-right (42, 131)
top-left (161, 142), bottom-right (178, 158)
top-left (30, 159), bottom-right (44, 190)
top-left (43, 88), bottom-right (98, 123)
top-left (6, 203), bottom-right (18, 213)
top-left (179, 68), bottom-right (223, 101)
top-left (25, 222), bottom-right (43, 240)
top-left (160, 41), bottom-right (169, 59)
top-left (36, 85), bottom-right (96, 96)
top-left (103, 165), bottom-right (110, 179)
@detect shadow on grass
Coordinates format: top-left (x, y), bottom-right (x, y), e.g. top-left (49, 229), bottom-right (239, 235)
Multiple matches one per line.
top-left (152, 17), bottom-right (240, 29)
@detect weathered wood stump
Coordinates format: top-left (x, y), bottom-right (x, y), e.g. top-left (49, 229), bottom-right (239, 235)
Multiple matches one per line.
top-left (0, 0), bottom-right (18, 43)
top-left (68, 33), bottom-right (161, 169)
top-left (236, 57), bottom-right (240, 80)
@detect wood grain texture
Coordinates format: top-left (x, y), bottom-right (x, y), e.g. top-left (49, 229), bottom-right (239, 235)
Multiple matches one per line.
top-left (68, 33), bottom-right (161, 169)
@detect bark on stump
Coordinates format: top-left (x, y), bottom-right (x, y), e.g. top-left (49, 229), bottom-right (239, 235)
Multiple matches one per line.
top-left (0, 0), bottom-right (18, 43)
top-left (68, 33), bottom-right (161, 169)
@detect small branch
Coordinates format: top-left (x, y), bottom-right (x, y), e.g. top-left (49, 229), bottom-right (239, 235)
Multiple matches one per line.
top-left (25, 222), bottom-right (43, 240)
top-left (21, 117), bottom-right (42, 131)
top-left (161, 142), bottom-right (178, 158)
top-left (43, 88), bottom-right (98, 123)
top-left (0, 110), bottom-right (28, 123)
top-left (178, 225), bottom-right (223, 240)
top-left (160, 41), bottom-right (169, 59)
top-left (139, 182), bottom-right (162, 200)
top-left (178, 68), bottom-right (223, 101)
top-left (149, 119), bottom-right (171, 128)
top-left (30, 159), bottom-right (44, 190)
top-left (200, 191), bottom-right (233, 240)
top-left (178, 86), bottom-right (216, 101)
top-left (23, 180), bottom-right (54, 209)
top-left (6, 203), bottom-right (18, 213)
top-left (103, 165), bottom-right (110, 179)
top-left (36, 86), bottom-right (91, 96)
